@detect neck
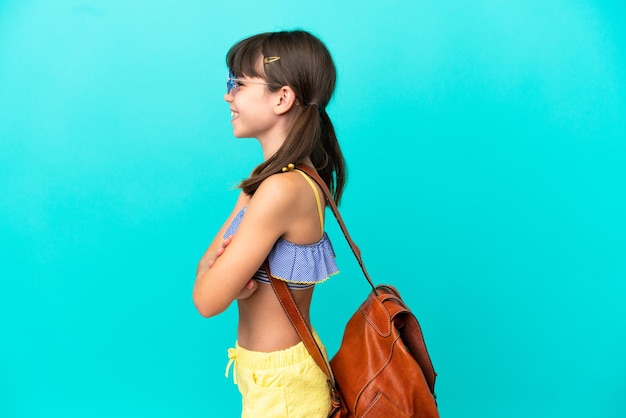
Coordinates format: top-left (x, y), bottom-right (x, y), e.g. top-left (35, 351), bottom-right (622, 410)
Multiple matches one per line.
top-left (259, 136), bottom-right (283, 161)
top-left (257, 124), bottom-right (291, 161)
top-left (258, 107), bottom-right (301, 161)
top-left (258, 138), bottom-right (313, 168)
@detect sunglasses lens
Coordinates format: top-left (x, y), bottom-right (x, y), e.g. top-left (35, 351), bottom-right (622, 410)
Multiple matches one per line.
top-left (227, 70), bottom-right (234, 94)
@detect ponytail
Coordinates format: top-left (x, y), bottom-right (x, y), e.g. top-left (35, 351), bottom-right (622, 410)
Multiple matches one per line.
top-left (313, 108), bottom-right (345, 204)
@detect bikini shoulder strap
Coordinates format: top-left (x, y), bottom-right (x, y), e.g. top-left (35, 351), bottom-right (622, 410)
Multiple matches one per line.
top-left (294, 168), bottom-right (324, 236)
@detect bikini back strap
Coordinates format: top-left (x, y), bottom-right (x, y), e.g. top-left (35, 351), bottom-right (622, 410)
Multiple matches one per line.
top-left (295, 169), bottom-right (324, 236)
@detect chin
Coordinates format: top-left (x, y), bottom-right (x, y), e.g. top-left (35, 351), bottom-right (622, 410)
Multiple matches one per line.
top-left (232, 130), bottom-right (255, 139)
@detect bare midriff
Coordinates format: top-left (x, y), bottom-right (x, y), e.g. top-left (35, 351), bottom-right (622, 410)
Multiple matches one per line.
top-left (236, 281), bottom-right (314, 352)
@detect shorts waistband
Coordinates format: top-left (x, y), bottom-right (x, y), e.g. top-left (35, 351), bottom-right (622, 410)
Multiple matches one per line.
top-left (234, 330), bottom-right (324, 370)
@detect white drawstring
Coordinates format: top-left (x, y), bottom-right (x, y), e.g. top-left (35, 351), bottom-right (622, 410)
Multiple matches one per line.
top-left (225, 347), bottom-right (238, 384)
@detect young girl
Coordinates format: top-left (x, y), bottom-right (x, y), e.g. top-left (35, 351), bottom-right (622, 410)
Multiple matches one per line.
top-left (192, 30), bottom-right (346, 417)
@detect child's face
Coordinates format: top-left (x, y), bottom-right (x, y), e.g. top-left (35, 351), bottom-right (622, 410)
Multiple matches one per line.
top-left (224, 71), bottom-right (279, 140)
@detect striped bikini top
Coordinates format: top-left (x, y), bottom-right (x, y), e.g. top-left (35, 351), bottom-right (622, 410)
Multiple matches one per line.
top-left (223, 170), bottom-right (339, 290)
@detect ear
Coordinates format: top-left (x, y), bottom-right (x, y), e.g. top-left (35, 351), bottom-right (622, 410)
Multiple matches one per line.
top-left (273, 85), bottom-right (297, 115)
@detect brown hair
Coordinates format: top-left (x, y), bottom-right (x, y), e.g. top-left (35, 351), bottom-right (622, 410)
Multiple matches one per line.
top-left (226, 30), bottom-right (347, 204)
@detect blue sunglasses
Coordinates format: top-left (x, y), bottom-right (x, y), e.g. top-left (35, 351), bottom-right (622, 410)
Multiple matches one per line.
top-left (226, 70), bottom-right (273, 94)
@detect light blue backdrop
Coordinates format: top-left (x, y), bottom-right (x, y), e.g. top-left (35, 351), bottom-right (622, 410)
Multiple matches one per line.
top-left (1, 1), bottom-right (624, 417)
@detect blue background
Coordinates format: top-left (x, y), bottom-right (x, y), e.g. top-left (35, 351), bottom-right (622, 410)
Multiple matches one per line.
top-left (1, 1), bottom-right (625, 417)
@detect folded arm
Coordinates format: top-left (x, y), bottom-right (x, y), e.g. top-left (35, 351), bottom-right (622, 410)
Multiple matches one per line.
top-left (192, 175), bottom-right (300, 317)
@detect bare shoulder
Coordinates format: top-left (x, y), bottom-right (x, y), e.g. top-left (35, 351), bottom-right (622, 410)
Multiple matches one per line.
top-left (252, 171), bottom-right (309, 208)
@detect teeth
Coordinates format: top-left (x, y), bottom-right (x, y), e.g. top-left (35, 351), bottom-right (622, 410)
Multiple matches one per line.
top-left (231, 111), bottom-right (238, 119)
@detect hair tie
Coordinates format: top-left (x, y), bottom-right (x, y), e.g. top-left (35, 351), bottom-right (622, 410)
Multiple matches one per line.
top-left (307, 102), bottom-right (326, 115)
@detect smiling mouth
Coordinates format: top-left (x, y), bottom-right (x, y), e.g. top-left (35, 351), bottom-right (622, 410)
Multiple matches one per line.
top-left (230, 110), bottom-right (239, 120)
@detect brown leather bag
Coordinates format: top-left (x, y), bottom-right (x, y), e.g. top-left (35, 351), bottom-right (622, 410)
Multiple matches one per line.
top-left (268, 165), bottom-right (439, 418)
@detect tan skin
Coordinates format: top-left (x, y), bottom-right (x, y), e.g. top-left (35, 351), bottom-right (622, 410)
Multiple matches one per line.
top-left (192, 67), bottom-right (324, 352)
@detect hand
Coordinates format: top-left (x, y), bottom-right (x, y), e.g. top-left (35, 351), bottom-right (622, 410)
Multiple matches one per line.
top-left (208, 237), bottom-right (259, 300)
top-left (236, 279), bottom-right (258, 300)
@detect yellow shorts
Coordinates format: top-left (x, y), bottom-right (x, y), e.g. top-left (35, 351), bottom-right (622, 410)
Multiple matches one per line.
top-left (226, 334), bottom-right (331, 418)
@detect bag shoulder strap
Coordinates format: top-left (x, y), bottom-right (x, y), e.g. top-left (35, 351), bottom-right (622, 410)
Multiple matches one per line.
top-left (266, 165), bottom-right (373, 408)
top-left (264, 165), bottom-right (357, 403)
top-left (267, 271), bottom-right (341, 408)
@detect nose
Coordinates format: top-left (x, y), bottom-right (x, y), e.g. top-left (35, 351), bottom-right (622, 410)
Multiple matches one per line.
top-left (224, 91), bottom-right (233, 102)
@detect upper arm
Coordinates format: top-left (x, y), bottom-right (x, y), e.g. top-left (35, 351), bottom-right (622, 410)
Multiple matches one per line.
top-left (192, 175), bottom-right (299, 317)
top-left (195, 191), bottom-right (250, 275)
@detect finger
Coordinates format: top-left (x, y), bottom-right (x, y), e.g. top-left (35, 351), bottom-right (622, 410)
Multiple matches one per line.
top-left (236, 280), bottom-right (258, 300)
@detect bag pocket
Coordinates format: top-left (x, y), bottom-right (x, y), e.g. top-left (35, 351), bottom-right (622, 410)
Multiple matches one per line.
top-left (360, 391), bottom-right (410, 418)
